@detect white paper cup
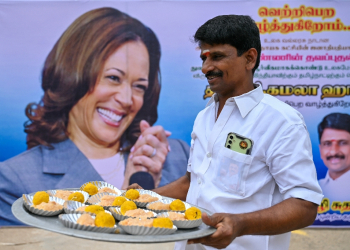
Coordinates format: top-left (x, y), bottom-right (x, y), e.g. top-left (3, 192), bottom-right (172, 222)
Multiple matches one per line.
top-left (59, 213), bottom-right (118, 234)
top-left (157, 212), bottom-right (202, 229)
top-left (63, 200), bottom-right (99, 215)
top-left (47, 189), bottom-right (89, 203)
top-left (109, 207), bottom-right (157, 221)
top-left (119, 219), bottom-right (177, 235)
top-left (86, 193), bottom-right (120, 209)
top-left (122, 189), bottom-right (162, 208)
top-left (22, 194), bottom-right (65, 216)
top-left (146, 198), bottom-right (191, 213)
top-left (80, 181), bottom-right (122, 196)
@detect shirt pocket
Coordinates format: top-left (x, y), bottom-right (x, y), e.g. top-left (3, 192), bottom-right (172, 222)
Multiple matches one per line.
top-left (215, 147), bottom-right (253, 196)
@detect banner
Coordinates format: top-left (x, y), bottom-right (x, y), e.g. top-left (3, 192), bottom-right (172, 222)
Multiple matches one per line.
top-left (0, 1), bottom-right (349, 227)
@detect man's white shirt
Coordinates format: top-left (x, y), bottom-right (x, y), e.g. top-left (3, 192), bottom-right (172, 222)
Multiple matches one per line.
top-left (319, 170), bottom-right (350, 202)
top-left (175, 84), bottom-right (323, 250)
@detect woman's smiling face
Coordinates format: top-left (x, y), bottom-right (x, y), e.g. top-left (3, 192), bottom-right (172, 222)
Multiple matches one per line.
top-left (68, 40), bottom-right (150, 147)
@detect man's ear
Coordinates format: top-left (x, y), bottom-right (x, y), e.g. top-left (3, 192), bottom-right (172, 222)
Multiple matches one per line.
top-left (245, 48), bottom-right (258, 71)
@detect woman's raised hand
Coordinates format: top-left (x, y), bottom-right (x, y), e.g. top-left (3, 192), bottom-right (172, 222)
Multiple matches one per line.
top-left (123, 120), bottom-right (171, 189)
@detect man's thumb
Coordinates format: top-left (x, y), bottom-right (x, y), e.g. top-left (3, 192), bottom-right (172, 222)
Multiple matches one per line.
top-left (140, 120), bottom-right (150, 133)
top-left (202, 213), bottom-right (220, 228)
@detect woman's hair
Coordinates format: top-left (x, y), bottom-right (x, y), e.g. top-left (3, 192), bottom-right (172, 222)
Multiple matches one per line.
top-left (25, 7), bottom-right (161, 150)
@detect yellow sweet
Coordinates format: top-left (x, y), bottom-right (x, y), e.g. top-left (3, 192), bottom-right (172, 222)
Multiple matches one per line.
top-left (32, 191), bottom-right (49, 206)
top-left (95, 212), bottom-right (115, 228)
top-left (170, 199), bottom-right (186, 211)
top-left (125, 189), bottom-right (140, 200)
top-left (153, 217), bottom-right (173, 229)
top-left (185, 207), bottom-right (202, 220)
top-left (83, 183), bottom-right (98, 196)
top-left (85, 205), bottom-right (104, 214)
top-left (120, 201), bottom-right (137, 215)
top-left (112, 196), bottom-right (127, 206)
top-left (68, 192), bottom-right (85, 203)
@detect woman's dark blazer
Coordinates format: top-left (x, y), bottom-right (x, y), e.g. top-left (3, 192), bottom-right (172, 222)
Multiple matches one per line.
top-left (0, 138), bottom-right (189, 225)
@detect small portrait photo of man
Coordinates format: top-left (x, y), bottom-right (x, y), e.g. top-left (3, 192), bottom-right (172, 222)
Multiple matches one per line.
top-left (318, 112), bottom-right (350, 201)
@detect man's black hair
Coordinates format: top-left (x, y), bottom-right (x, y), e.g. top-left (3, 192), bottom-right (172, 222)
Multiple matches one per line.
top-left (194, 15), bottom-right (261, 74)
top-left (318, 113), bottom-right (350, 142)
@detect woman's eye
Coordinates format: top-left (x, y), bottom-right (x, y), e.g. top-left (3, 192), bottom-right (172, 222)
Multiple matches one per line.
top-left (133, 84), bottom-right (148, 93)
top-left (106, 75), bottom-right (120, 82)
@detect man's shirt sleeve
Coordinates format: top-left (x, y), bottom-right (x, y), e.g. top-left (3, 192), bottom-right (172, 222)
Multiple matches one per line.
top-left (266, 123), bottom-right (323, 205)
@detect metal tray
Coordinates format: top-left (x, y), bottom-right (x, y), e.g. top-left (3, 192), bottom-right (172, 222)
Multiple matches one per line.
top-left (12, 193), bottom-right (216, 243)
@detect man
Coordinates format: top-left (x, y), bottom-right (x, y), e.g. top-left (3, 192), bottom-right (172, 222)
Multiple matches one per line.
top-left (318, 113), bottom-right (350, 201)
top-left (131, 15), bottom-right (323, 250)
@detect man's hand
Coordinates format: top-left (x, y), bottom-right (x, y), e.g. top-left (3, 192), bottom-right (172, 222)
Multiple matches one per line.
top-left (188, 198), bottom-right (317, 249)
top-left (122, 120), bottom-right (170, 189)
top-left (127, 183), bottom-right (143, 190)
top-left (188, 213), bottom-right (240, 249)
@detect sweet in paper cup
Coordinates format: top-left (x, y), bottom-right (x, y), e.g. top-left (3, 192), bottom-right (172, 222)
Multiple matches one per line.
top-left (80, 181), bottom-right (122, 196)
top-left (59, 213), bottom-right (118, 234)
top-left (46, 189), bottom-right (89, 203)
top-left (63, 200), bottom-right (100, 215)
top-left (118, 218), bottom-right (177, 235)
top-left (122, 189), bottom-right (162, 208)
top-left (157, 211), bottom-right (202, 229)
top-left (86, 192), bottom-right (120, 209)
top-left (109, 207), bottom-right (157, 221)
top-left (22, 194), bottom-right (65, 216)
top-left (146, 198), bottom-right (191, 213)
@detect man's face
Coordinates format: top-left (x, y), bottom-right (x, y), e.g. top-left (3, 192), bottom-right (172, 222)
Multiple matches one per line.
top-left (200, 43), bottom-right (250, 99)
top-left (320, 128), bottom-right (350, 178)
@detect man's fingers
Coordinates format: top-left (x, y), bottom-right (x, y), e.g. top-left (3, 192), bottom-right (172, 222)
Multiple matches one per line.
top-left (189, 213), bottom-right (238, 248)
top-left (188, 236), bottom-right (211, 245)
top-left (188, 214), bottom-right (222, 245)
top-left (188, 227), bottom-right (231, 248)
top-left (127, 183), bottom-right (143, 190)
top-left (165, 130), bottom-right (172, 137)
top-left (188, 234), bottom-right (222, 248)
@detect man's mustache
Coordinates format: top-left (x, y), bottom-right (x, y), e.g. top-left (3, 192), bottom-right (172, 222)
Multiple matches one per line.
top-left (205, 71), bottom-right (223, 78)
top-left (326, 154), bottom-right (345, 161)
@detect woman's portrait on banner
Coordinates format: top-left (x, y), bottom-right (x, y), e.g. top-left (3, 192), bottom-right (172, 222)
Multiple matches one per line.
top-left (0, 7), bottom-right (189, 226)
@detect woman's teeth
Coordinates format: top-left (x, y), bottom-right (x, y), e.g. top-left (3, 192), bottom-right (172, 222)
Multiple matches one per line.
top-left (97, 108), bottom-right (123, 122)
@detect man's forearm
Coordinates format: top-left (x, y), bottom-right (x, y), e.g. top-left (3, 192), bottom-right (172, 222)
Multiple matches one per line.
top-left (236, 198), bottom-right (318, 236)
top-left (189, 197), bottom-right (318, 248)
top-left (153, 172), bottom-right (191, 201)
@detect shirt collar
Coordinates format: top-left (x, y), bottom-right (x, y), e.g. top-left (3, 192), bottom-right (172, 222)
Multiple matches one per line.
top-left (206, 83), bottom-right (264, 118)
top-left (323, 171), bottom-right (332, 184)
top-left (324, 169), bottom-right (350, 183)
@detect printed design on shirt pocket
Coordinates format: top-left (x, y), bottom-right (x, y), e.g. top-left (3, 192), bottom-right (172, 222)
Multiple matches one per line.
top-left (216, 147), bottom-right (253, 196)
